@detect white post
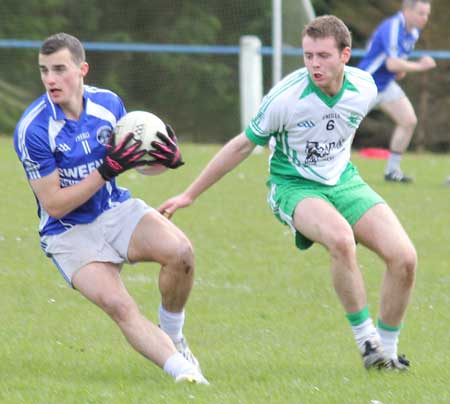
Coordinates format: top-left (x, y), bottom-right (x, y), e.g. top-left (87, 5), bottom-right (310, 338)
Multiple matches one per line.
top-left (239, 35), bottom-right (263, 132)
top-left (300, 0), bottom-right (316, 21)
top-left (272, 0), bottom-right (282, 85)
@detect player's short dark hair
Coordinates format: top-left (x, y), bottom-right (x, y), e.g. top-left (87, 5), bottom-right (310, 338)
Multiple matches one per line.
top-left (40, 33), bottom-right (85, 64)
top-left (402, 0), bottom-right (431, 8)
top-left (302, 15), bottom-right (352, 51)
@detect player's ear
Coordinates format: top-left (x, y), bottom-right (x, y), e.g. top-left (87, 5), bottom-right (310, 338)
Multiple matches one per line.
top-left (341, 47), bottom-right (351, 64)
top-left (80, 62), bottom-right (89, 77)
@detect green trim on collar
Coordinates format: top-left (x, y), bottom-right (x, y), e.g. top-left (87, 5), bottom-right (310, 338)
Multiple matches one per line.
top-left (345, 76), bottom-right (359, 93)
top-left (299, 83), bottom-right (315, 100)
top-left (300, 73), bottom-right (359, 108)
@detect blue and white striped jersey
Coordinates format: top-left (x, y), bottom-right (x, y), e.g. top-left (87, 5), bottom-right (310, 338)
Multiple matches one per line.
top-left (14, 85), bottom-right (130, 237)
top-left (358, 11), bottom-right (420, 92)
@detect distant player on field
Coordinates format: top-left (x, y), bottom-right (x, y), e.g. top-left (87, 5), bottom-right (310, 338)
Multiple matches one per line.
top-left (14, 33), bottom-right (208, 384)
top-left (160, 15), bottom-right (417, 370)
top-left (358, 0), bottom-right (436, 183)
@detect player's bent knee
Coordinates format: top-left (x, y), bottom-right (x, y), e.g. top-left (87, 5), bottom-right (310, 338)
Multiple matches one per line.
top-left (401, 115), bottom-right (418, 131)
top-left (99, 294), bottom-right (139, 323)
top-left (168, 236), bottom-right (195, 273)
top-left (402, 246), bottom-right (417, 279)
top-left (388, 245), bottom-right (417, 284)
top-left (328, 231), bottom-right (357, 259)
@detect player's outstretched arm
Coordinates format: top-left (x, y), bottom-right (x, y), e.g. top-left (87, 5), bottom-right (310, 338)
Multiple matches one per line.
top-left (386, 55), bottom-right (436, 74)
top-left (159, 193), bottom-right (195, 219)
top-left (158, 132), bottom-right (256, 218)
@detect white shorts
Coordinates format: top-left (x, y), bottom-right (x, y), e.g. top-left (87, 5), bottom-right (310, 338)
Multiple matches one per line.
top-left (41, 198), bottom-right (152, 287)
top-left (374, 80), bottom-right (406, 106)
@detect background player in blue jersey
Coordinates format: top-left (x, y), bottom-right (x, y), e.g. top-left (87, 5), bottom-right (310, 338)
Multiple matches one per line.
top-left (358, 0), bottom-right (436, 183)
top-left (159, 16), bottom-right (417, 371)
top-left (14, 33), bottom-right (208, 384)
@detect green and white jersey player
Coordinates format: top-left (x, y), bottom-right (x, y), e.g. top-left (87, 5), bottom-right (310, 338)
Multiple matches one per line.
top-left (248, 65), bottom-right (376, 186)
top-left (160, 15), bottom-right (417, 371)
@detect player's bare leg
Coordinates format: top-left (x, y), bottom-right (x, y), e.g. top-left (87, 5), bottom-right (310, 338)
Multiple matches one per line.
top-left (354, 203), bottom-right (416, 326)
top-left (294, 198), bottom-right (387, 368)
top-left (354, 203), bottom-right (416, 368)
top-left (380, 97), bottom-right (417, 182)
top-left (73, 263), bottom-right (207, 383)
top-left (381, 96), bottom-right (417, 153)
top-left (128, 210), bottom-right (205, 376)
top-left (72, 262), bottom-right (176, 367)
top-left (294, 198), bottom-right (366, 312)
top-left (128, 210), bottom-right (194, 312)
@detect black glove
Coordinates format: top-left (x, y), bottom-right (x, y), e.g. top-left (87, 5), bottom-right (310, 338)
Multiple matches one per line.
top-left (149, 125), bottom-right (185, 169)
top-left (98, 132), bottom-right (148, 181)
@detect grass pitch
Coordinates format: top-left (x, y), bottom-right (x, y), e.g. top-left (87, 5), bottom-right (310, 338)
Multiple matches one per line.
top-left (1, 135), bottom-right (449, 403)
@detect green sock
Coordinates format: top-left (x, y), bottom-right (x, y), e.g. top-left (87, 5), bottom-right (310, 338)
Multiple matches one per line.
top-left (377, 318), bottom-right (402, 332)
top-left (347, 306), bottom-right (377, 352)
top-left (346, 306), bottom-right (370, 326)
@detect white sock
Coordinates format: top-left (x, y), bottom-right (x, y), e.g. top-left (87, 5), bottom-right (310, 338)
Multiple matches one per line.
top-left (378, 327), bottom-right (399, 359)
top-left (163, 352), bottom-right (197, 379)
top-left (351, 318), bottom-right (379, 352)
top-left (159, 304), bottom-right (185, 343)
top-left (386, 152), bottom-right (402, 174)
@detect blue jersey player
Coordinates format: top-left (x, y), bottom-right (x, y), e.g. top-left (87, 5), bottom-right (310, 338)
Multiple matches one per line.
top-left (14, 33), bottom-right (208, 384)
top-left (358, 0), bottom-right (436, 183)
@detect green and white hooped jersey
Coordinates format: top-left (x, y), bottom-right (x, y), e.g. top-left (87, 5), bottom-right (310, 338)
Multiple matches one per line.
top-left (246, 66), bottom-right (377, 185)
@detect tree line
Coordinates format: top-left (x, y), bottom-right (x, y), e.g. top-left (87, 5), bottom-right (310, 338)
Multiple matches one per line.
top-left (0, 0), bottom-right (448, 149)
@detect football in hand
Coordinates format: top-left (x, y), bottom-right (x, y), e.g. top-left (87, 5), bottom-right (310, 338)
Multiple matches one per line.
top-left (114, 110), bottom-right (168, 175)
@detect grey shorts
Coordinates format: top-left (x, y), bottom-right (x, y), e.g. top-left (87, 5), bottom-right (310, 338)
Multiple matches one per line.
top-left (41, 198), bottom-right (152, 287)
top-left (374, 80), bottom-right (406, 106)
